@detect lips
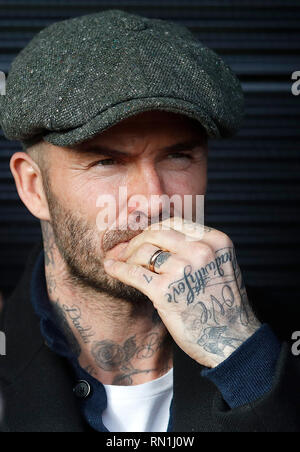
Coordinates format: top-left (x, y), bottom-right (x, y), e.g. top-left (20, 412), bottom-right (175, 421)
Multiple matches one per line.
top-left (102, 227), bottom-right (145, 258)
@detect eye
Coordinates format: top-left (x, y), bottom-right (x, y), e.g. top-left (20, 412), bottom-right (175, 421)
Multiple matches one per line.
top-left (167, 153), bottom-right (192, 160)
top-left (95, 158), bottom-right (117, 166)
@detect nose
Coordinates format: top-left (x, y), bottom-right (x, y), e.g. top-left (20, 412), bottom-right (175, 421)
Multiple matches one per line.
top-left (126, 162), bottom-right (168, 227)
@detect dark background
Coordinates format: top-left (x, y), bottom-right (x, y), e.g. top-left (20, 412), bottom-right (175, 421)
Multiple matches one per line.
top-left (0, 1), bottom-right (299, 340)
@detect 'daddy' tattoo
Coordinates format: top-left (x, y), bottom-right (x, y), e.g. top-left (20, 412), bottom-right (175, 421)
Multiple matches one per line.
top-left (53, 302), bottom-right (82, 358)
top-left (62, 304), bottom-right (95, 344)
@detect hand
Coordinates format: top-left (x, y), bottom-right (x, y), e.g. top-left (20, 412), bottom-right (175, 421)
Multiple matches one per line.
top-left (104, 218), bottom-right (261, 368)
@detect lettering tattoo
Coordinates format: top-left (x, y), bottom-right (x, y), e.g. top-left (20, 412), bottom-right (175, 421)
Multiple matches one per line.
top-left (53, 302), bottom-right (82, 358)
top-left (41, 221), bottom-right (57, 296)
top-left (165, 248), bottom-right (238, 305)
top-left (47, 272), bottom-right (57, 296)
top-left (165, 265), bottom-right (210, 305)
top-left (91, 332), bottom-right (171, 385)
top-left (42, 221), bottom-right (55, 267)
top-left (153, 252), bottom-right (171, 269)
top-left (165, 246), bottom-right (260, 359)
top-left (143, 274), bottom-right (153, 284)
top-left (62, 304), bottom-right (95, 344)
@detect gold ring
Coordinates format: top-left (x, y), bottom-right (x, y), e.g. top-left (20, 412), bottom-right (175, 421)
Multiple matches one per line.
top-left (149, 249), bottom-right (167, 273)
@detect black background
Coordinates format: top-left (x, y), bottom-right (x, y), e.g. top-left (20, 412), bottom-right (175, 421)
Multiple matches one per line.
top-left (0, 1), bottom-right (299, 340)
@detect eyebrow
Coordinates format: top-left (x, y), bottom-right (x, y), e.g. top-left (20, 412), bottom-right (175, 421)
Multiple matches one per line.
top-left (74, 138), bottom-right (206, 158)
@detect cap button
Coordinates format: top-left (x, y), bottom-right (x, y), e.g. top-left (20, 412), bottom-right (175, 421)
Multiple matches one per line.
top-left (73, 380), bottom-right (91, 399)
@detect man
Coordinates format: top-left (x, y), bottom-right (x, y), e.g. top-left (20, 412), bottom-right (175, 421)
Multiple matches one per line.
top-left (0, 9), bottom-right (299, 433)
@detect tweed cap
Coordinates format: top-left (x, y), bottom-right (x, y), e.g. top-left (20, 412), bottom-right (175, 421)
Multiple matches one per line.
top-left (0, 9), bottom-right (245, 149)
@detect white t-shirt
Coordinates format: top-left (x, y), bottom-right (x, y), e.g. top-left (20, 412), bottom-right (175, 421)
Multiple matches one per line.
top-left (102, 368), bottom-right (173, 432)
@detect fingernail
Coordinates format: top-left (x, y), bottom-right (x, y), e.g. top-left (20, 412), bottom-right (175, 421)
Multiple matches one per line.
top-left (104, 259), bottom-right (115, 267)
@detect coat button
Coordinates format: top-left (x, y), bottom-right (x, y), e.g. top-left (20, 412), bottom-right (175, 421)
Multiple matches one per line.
top-left (73, 380), bottom-right (91, 399)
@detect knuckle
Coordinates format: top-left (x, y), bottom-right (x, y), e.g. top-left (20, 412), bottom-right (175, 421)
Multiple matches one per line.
top-left (141, 243), bottom-right (157, 255)
top-left (221, 233), bottom-right (232, 245)
top-left (172, 259), bottom-right (192, 277)
top-left (194, 244), bottom-right (214, 260)
top-left (128, 264), bottom-right (141, 279)
top-left (141, 230), bottom-right (158, 244)
top-left (174, 257), bottom-right (190, 268)
top-left (108, 260), bottom-right (118, 270)
top-left (215, 230), bottom-right (233, 247)
top-left (170, 228), bottom-right (186, 240)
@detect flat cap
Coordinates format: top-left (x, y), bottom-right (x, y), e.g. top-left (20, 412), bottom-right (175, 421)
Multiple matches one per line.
top-left (0, 9), bottom-right (245, 149)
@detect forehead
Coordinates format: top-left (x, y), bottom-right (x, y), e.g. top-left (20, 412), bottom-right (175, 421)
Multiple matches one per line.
top-left (78, 110), bottom-right (206, 146)
top-left (117, 110), bottom-right (199, 126)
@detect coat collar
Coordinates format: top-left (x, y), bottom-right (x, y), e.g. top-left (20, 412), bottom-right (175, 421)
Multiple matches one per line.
top-left (0, 241), bottom-right (216, 432)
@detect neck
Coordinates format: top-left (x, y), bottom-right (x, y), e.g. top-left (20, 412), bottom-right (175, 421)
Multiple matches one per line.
top-left (42, 222), bottom-right (173, 386)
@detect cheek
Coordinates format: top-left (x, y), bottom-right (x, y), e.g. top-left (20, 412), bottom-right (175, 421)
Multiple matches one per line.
top-left (60, 176), bottom-right (120, 227)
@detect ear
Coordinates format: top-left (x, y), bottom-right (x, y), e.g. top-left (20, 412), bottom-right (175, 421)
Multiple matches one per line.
top-left (10, 152), bottom-right (51, 221)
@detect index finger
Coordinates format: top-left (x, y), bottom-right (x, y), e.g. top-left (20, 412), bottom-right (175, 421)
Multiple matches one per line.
top-left (118, 227), bottom-right (189, 260)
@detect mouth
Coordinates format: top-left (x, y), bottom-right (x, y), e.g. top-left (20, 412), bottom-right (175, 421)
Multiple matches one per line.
top-left (103, 228), bottom-right (144, 260)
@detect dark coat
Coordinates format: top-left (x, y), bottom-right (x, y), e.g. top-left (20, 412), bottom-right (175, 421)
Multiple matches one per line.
top-left (0, 242), bottom-right (300, 432)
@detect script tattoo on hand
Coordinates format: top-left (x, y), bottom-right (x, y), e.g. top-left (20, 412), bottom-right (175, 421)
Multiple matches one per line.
top-left (165, 247), bottom-right (237, 305)
top-left (165, 246), bottom-right (260, 360)
top-left (153, 252), bottom-right (171, 269)
top-left (143, 274), bottom-right (153, 284)
top-left (91, 332), bottom-right (170, 385)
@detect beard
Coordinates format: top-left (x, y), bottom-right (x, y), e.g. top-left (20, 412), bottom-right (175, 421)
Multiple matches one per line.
top-left (43, 178), bottom-right (153, 307)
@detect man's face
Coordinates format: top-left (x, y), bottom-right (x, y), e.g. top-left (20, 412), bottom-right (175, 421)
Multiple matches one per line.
top-left (42, 110), bottom-right (208, 303)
